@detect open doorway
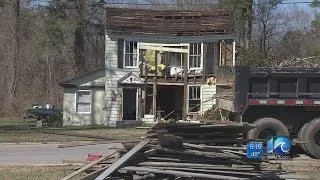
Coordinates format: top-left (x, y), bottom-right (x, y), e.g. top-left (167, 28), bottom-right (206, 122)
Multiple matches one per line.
top-left (122, 88), bottom-right (137, 120)
top-left (157, 85), bottom-right (183, 120)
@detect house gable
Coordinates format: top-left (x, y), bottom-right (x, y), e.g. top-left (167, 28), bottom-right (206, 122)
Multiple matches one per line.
top-left (59, 69), bottom-right (105, 88)
top-left (117, 72), bottom-right (144, 88)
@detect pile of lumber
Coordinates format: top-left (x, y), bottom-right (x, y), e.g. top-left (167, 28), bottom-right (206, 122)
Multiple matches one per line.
top-left (63, 121), bottom-right (295, 179)
top-left (146, 121), bottom-right (257, 145)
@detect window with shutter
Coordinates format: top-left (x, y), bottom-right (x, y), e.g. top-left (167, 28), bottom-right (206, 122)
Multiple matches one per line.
top-left (124, 40), bottom-right (139, 68)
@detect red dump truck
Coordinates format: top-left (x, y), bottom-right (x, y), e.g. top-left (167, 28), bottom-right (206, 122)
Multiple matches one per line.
top-left (216, 66), bottom-right (320, 159)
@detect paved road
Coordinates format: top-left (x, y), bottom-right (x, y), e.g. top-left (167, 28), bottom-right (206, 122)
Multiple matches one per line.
top-left (0, 143), bottom-right (123, 165)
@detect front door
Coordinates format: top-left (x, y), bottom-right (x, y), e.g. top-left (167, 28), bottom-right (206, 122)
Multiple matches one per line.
top-left (122, 88), bottom-right (137, 120)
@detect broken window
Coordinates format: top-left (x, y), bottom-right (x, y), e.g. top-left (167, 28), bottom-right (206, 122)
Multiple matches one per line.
top-left (76, 90), bottom-right (91, 114)
top-left (188, 86), bottom-right (201, 112)
top-left (124, 41), bottom-right (139, 68)
top-left (189, 43), bottom-right (203, 69)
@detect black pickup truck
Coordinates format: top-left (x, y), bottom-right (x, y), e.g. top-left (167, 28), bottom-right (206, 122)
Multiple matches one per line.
top-left (24, 108), bottom-right (62, 120)
top-left (216, 66), bottom-right (320, 159)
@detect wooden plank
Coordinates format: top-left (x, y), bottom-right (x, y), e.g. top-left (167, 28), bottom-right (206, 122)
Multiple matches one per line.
top-left (135, 127), bottom-right (152, 129)
top-left (58, 140), bottom-right (141, 148)
top-left (79, 166), bottom-right (109, 180)
top-left (139, 161), bottom-right (246, 169)
top-left (147, 156), bottom-right (229, 164)
top-left (121, 166), bottom-right (243, 180)
top-left (42, 131), bottom-right (110, 140)
top-left (140, 42), bottom-right (189, 47)
top-left (156, 148), bottom-right (240, 160)
top-left (140, 161), bottom-right (257, 171)
top-left (95, 139), bottom-right (151, 180)
top-left (223, 149), bottom-right (246, 156)
top-left (149, 154), bottom-right (246, 166)
top-left (183, 143), bottom-right (246, 151)
top-left (143, 166), bottom-right (260, 176)
top-left (139, 45), bottom-right (188, 53)
top-left (61, 150), bottom-right (119, 180)
top-left (144, 149), bottom-right (157, 157)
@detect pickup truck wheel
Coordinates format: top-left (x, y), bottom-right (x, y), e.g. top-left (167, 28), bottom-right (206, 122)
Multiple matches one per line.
top-left (304, 118), bottom-right (320, 159)
top-left (298, 123), bottom-right (309, 153)
top-left (247, 117), bottom-right (290, 140)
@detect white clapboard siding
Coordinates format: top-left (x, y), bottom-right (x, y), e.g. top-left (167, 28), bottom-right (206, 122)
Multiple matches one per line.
top-left (105, 35), bottom-right (118, 69)
top-left (104, 35), bottom-right (140, 126)
top-left (201, 84), bottom-right (217, 112)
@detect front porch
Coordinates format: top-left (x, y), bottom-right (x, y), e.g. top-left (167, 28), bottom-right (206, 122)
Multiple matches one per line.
top-left (138, 41), bottom-right (235, 82)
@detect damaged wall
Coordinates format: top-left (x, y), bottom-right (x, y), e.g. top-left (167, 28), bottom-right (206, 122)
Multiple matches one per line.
top-left (201, 84), bottom-right (217, 112)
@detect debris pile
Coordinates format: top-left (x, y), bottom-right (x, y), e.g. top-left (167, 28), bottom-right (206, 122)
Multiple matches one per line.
top-left (62, 122), bottom-right (294, 180)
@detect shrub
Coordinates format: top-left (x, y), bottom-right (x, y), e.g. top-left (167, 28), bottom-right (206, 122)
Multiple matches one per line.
top-left (46, 111), bottom-right (63, 128)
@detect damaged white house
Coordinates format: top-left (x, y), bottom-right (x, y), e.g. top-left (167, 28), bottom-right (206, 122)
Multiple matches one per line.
top-left (59, 7), bottom-right (236, 126)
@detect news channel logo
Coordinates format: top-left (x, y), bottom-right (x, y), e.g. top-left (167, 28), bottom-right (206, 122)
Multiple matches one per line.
top-left (246, 136), bottom-right (292, 160)
top-left (267, 136), bottom-right (291, 160)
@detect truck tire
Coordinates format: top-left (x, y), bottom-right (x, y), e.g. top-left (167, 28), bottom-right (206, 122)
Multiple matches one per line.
top-left (298, 123), bottom-right (309, 153)
top-left (247, 117), bottom-right (290, 140)
top-left (304, 118), bottom-right (320, 159)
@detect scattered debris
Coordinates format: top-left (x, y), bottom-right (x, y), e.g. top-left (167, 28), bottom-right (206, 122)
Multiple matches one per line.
top-left (60, 150), bottom-right (119, 180)
top-left (63, 121), bottom-right (312, 179)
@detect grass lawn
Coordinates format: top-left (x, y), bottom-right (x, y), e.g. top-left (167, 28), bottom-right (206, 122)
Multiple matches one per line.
top-left (0, 166), bottom-right (76, 180)
top-left (0, 119), bottom-right (148, 143)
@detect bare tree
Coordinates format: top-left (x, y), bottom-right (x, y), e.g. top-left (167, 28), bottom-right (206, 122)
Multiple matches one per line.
top-left (0, 0), bottom-right (4, 8)
top-left (4, 0), bottom-right (21, 116)
top-left (219, 0), bottom-right (254, 49)
top-left (74, 0), bottom-right (86, 75)
top-left (253, 0), bottom-right (282, 58)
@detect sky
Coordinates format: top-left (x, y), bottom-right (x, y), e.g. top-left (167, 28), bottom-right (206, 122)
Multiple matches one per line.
top-left (281, 0), bottom-right (314, 12)
top-left (30, 0), bottom-right (49, 7)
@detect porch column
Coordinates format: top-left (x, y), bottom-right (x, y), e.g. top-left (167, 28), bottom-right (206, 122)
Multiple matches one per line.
top-left (183, 50), bottom-right (188, 121)
top-left (138, 88), bottom-right (142, 122)
top-left (152, 51), bottom-right (159, 121)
